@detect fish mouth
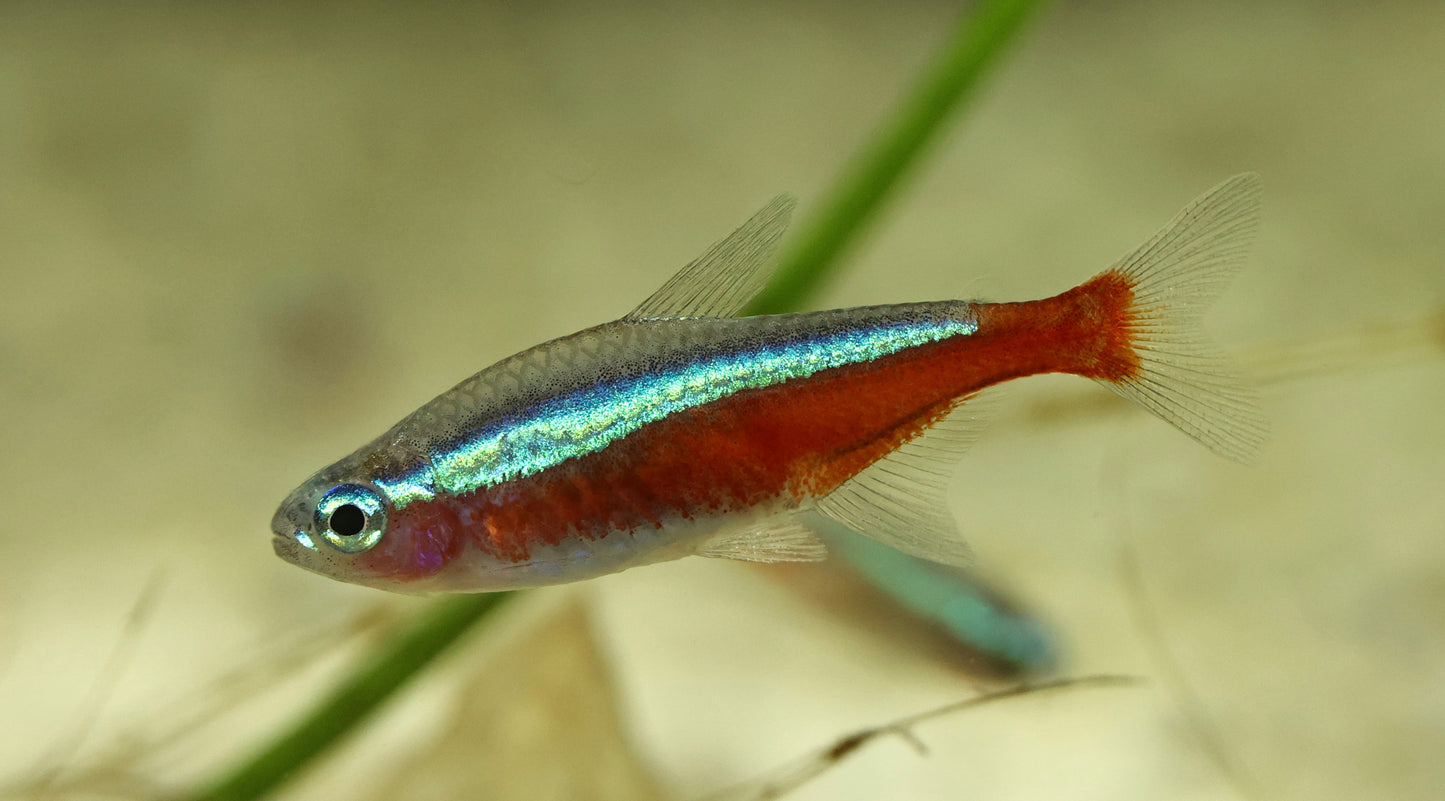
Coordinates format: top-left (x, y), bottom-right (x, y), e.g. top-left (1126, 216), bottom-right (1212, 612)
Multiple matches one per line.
top-left (271, 493), bottom-right (321, 560)
top-left (272, 527), bottom-right (319, 557)
top-left (272, 535), bottom-right (300, 562)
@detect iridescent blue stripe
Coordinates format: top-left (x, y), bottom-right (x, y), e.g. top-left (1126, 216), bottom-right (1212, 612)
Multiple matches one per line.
top-left (373, 469), bottom-right (438, 507)
top-left (427, 315), bottom-right (977, 498)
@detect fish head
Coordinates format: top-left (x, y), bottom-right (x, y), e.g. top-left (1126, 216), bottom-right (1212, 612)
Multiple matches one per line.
top-left (271, 436), bottom-right (460, 593)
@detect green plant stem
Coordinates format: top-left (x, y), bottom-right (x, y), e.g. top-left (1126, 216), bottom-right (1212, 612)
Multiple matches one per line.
top-left (747, 0), bottom-right (1048, 315)
top-left (181, 2), bottom-right (1048, 798)
top-left (185, 593), bottom-right (510, 801)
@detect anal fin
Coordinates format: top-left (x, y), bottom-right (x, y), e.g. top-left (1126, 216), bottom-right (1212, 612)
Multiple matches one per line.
top-left (812, 394), bottom-right (990, 568)
top-left (697, 518), bottom-right (828, 564)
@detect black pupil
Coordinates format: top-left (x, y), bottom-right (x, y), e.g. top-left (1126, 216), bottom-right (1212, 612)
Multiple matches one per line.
top-left (329, 504), bottom-right (366, 538)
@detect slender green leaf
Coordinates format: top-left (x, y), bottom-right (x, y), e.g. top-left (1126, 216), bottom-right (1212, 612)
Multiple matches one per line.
top-left (186, 593), bottom-right (510, 801)
top-left (748, 0), bottom-right (1048, 315)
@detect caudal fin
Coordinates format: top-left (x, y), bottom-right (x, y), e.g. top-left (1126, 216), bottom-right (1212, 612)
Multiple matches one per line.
top-left (1100, 173), bottom-right (1268, 463)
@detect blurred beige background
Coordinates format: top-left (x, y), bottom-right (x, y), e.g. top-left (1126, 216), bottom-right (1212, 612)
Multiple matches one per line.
top-left (1, 2), bottom-right (1442, 800)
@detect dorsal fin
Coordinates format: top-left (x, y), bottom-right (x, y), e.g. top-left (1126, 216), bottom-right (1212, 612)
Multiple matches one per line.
top-left (624, 195), bottom-right (796, 320)
top-left (812, 393), bottom-right (993, 567)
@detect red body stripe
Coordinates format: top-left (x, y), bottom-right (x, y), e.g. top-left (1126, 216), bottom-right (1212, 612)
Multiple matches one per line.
top-left (374, 271), bottom-right (1139, 576)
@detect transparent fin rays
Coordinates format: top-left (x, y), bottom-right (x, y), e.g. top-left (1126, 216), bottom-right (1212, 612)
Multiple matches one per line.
top-left (1101, 172), bottom-right (1268, 463)
top-left (625, 195), bottom-right (796, 320)
top-left (813, 394), bottom-right (992, 567)
top-left (697, 518), bottom-right (828, 563)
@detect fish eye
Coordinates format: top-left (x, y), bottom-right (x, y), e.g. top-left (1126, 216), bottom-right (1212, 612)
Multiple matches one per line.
top-left (329, 504), bottom-right (365, 537)
top-left (314, 484), bottom-right (387, 554)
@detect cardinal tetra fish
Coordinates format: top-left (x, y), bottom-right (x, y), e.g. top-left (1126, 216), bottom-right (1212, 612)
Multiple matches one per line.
top-left (272, 174), bottom-right (1266, 593)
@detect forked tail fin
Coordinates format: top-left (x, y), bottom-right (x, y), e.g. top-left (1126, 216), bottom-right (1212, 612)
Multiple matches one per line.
top-left (1097, 172), bottom-right (1267, 463)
